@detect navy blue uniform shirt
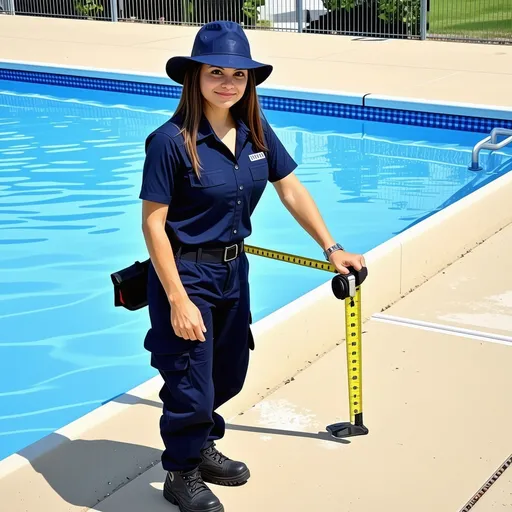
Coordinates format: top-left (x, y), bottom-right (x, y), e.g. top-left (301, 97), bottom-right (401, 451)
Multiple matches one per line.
top-left (139, 112), bottom-right (297, 246)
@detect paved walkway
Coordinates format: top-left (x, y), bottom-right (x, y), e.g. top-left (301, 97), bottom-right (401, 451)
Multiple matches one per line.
top-left (1, 16), bottom-right (512, 108)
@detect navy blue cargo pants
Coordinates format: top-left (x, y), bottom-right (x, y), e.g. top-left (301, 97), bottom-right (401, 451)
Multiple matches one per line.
top-left (144, 251), bottom-right (253, 472)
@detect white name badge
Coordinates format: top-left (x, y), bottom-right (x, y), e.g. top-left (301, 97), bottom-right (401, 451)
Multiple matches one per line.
top-left (248, 152), bottom-right (266, 162)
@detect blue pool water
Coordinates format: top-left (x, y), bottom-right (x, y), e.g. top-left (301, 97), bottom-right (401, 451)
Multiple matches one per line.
top-left (0, 79), bottom-right (511, 462)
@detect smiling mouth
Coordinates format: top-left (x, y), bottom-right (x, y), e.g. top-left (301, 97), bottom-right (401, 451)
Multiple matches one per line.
top-left (215, 92), bottom-right (236, 97)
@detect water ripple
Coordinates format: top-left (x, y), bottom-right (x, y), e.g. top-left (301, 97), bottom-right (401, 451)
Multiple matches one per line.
top-left (0, 400), bottom-right (105, 420)
top-left (0, 385), bottom-right (54, 398)
top-left (0, 428), bottom-right (57, 437)
top-left (45, 148), bottom-right (87, 154)
top-left (0, 290), bottom-right (105, 320)
top-left (0, 238), bottom-right (48, 245)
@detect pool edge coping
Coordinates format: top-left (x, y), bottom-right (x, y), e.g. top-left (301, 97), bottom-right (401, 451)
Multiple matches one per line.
top-left (2, 58), bottom-right (512, 121)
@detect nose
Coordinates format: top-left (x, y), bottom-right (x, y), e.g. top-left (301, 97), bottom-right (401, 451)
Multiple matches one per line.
top-left (221, 76), bottom-right (235, 89)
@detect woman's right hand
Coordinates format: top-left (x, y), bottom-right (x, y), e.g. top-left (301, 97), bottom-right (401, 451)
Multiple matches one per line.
top-left (170, 295), bottom-right (207, 342)
top-left (141, 200), bottom-right (206, 341)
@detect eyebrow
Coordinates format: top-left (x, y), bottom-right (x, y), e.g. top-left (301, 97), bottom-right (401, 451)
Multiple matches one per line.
top-left (208, 66), bottom-right (245, 71)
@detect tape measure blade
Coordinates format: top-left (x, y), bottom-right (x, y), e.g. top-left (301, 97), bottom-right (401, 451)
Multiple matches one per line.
top-left (244, 244), bottom-right (335, 273)
top-left (243, 243), bottom-right (368, 438)
top-left (345, 287), bottom-right (363, 425)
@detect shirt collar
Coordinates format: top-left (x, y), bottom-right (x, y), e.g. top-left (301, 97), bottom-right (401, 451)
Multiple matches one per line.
top-left (197, 115), bottom-right (213, 141)
top-left (235, 118), bottom-right (250, 139)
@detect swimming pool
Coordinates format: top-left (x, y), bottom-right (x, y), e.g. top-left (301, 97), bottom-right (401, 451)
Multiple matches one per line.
top-left (0, 77), bottom-right (511, 462)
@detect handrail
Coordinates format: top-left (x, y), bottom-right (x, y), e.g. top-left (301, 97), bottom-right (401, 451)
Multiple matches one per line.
top-left (469, 128), bottom-right (512, 171)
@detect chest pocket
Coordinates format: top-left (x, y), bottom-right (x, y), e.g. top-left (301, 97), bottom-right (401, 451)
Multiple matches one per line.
top-left (189, 170), bottom-right (226, 188)
top-left (249, 161), bottom-right (269, 182)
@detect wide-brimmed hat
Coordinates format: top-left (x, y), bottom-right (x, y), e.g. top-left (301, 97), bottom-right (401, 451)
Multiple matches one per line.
top-left (165, 21), bottom-right (273, 86)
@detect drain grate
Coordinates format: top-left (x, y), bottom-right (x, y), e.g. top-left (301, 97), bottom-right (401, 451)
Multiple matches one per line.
top-left (460, 454), bottom-right (512, 511)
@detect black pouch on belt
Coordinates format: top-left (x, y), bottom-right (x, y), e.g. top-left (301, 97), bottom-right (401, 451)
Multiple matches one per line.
top-left (110, 258), bottom-right (150, 311)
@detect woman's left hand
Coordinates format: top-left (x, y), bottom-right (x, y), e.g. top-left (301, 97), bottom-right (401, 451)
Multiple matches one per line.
top-left (329, 250), bottom-right (366, 275)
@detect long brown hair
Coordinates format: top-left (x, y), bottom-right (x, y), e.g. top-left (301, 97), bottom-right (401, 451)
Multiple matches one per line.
top-left (173, 63), bottom-right (268, 177)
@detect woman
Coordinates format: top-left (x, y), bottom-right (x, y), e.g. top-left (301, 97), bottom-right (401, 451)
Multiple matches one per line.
top-left (140, 20), bottom-right (366, 512)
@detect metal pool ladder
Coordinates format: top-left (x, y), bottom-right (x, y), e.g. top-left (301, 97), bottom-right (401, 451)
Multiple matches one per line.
top-left (469, 128), bottom-right (512, 171)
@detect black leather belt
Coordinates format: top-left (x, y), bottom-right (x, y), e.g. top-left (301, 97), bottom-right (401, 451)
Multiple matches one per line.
top-left (175, 241), bottom-right (245, 264)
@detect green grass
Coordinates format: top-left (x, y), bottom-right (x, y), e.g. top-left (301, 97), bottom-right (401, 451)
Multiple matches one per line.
top-left (429, 0), bottom-right (512, 40)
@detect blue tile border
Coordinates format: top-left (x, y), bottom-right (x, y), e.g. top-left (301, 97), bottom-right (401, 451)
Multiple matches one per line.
top-left (364, 95), bottom-right (512, 124)
top-left (1, 67), bottom-right (511, 134)
top-left (0, 68), bottom-right (183, 99)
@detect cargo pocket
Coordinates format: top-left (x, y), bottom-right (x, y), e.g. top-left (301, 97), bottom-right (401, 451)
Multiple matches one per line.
top-left (151, 351), bottom-right (190, 372)
top-left (151, 352), bottom-right (193, 398)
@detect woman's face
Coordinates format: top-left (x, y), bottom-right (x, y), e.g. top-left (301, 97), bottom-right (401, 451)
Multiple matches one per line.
top-left (199, 64), bottom-right (248, 110)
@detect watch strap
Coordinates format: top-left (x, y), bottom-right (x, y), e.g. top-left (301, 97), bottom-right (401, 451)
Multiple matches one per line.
top-left (323, 243), bottom-right (344, 261)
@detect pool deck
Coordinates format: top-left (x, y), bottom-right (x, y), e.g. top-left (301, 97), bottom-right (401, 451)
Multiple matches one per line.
top-left (1, 15), bottom-right (512, 512)
top-left (1, 15), bottom-right (512, 111)
top-left (93, 224), bottom-right (512, 512)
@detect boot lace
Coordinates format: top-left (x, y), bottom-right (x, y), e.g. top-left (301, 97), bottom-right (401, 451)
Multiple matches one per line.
top-left (204, 444), bottom-right (228, 465)
top-left (183, 469), bottom-right (208, 495)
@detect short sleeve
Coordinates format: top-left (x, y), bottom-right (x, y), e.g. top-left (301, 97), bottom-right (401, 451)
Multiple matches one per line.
top-left (139, 131), bottom-right (178, 205)
top-left (264, 120), bottom-right (298, 183)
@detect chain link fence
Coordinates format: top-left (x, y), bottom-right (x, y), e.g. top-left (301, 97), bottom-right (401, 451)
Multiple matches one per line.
top-left (1, 0), bottom-right (510, 43)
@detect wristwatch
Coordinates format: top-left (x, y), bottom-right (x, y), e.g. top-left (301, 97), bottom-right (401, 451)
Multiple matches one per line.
top-left (323, 242), bottom-right (344, 261)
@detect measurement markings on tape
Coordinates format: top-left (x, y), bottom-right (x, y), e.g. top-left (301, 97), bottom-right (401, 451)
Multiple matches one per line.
top-left (245, 243), bottom-right (368, 439)
top-left (345, 288), bottom-right (362, 425)
top-left (245, 245), bottom-right (335, 273)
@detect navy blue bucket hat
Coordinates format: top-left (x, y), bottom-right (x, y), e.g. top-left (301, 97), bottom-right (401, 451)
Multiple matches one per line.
top-left (166, 21), bottom-right (273, 86)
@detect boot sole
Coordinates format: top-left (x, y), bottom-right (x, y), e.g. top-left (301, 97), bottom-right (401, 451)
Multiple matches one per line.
top-left (163, 487), bottom-right (224, 512)
top-left (200, 467), bottom-right (251, 486)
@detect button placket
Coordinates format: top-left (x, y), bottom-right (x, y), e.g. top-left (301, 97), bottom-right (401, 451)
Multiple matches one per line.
top-left (231, 158), bottom-right (245, 240)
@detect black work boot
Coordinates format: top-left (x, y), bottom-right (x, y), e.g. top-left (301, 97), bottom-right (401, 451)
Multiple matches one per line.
top-left (199, 442), bottom-right (250, 486)
top-left (163, 468), bottom-right (224, 512)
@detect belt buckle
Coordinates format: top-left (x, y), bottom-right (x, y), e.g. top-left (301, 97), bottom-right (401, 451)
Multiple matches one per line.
top-left (223, 244), bottom-right (238, 262)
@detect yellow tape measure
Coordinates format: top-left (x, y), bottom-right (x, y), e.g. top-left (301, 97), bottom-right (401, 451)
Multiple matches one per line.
top-left (245, 243), bottom-right (369, 439)
top-left (244, 244), bottom-right (336, 273)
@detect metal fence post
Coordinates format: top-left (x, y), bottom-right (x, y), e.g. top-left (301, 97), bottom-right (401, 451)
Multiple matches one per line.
top-left (110, 0), bottom-right (118, 21)
top-left (420, 0), bottom-right (428, 40)
top-left (296, 0), bottom-right (303, 33)
top-left (6, 0), bottom-right (15, 14)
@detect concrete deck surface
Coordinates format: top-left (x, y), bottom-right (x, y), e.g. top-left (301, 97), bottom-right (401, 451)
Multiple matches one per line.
top-left (2, 224), bottom-right (510, 512)
top-left (92, 330), bottom-right (512, 512)
top-left (381, 225), bottom-right (512, 340)
top-left (0, 14), bottom-right (511, 512)
top-left (87, 224), bottom-right (512, 512)
top-left (1, 16), bottom-right (512, 108)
